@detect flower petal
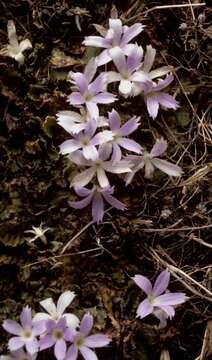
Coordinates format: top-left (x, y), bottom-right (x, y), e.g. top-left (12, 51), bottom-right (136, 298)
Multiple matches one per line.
top-left (72, 73), bottom-right (88, 94)
top-left (83, 36), bottom-right (109, 49)
top-left (66, 344), bottom-right (78, 360)
top-left (33, 313), bottom-right (50, 322)
top-left (8, 337), bottom-right (24, 351)
top-left (132, 275), bottom-right (152, 295)
top-left (150, 139), bottom-right (167, 158)
top-left (19, 39), bottom-right (32, 52)
top-left (152, 158), bottom-right (183, 177)
top-left (39, 335), bottom-right (55, 350)
top-left (83, 145), bottom-right (99, 161)
top-left (2, 320), bottom-right (22, 336)
top-left (152, 271), bottom-right (170, 297)
top-left (145, 96), bottom-right (159, 119)
top-left (92, 192), bottom-right (105, 223)
top-left (97, 168), bottom-right (110, 188)
top-left (103, 160), bottom-right (132, 174)
top-left (109, 46), bottom-right (127, 73)
top-left (80, 346), bottom-right (98, 360)
top-left (120, 116), bottom-right (140, 136)
top-left (154, 293), bottom-right (188, 306)
top-left (119, 79), bottom-right (132, 96)
top-left (119, 138), bottom-right (142, 153)
top-left (111, 143), bottom-right (122, 162)
top-left (84, 58), bottom-right (98, 83)
top-left (57, 291), bottom-right (76, 316)
top-left (80, 313), bottom-right (93, 336)
top-left (158, 93), bottom-right (179, 110)
top-left (143, 45), bottom-right (156, 73)
top-left (102, 192), bottom-right (125, 211)
top-left (71, 168), bottom-right (95, 188)
top-left (96, 49), bottom-right (112, 66)
top-left (25, 339), bottom-right (39, 355)
top-left (54, 339), bottom-right (66, 360)
top-left (63, 313), bottom-right (80, 329)
top-left (109, 19), bottom-right (122, 44)
top-left (59, 140), bottom-right (80, 155)
top-left (84, 334), bottom-right (111, 348)
top-left (67, 92), bottom-right (85, 105)
top-left (86, 102), bottom-right (99, 119)
top-left (136, 299), bottom-right (153, 319)
top-left (40, 298), bottom-right (57, 316)
top-left (93, 93), bottom-right (116, 104)
top-left (108, 109), bottom-right (121, 130)
top-left (121, 23), bottom-right (144, 45)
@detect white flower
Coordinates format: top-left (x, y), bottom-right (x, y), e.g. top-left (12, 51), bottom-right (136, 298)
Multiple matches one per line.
top-left (24, 223), bottom-right (51, 244)
top-left (33, 291), bottom-right (79, 329)
top-left (0, 20), bottom-right (32, 64)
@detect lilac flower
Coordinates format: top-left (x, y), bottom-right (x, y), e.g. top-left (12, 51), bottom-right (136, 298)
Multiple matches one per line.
top-left (2, 306), bottom-right (45, 354)
top-left (69, 147), bottom-right (132, 188)
top-left (0, 349), bottom-right (37, 360)
top-left (107, 109), bottom-right (142, 162)
top-left (33, 291), bottom-right (79, 329)
top-left (69, 185), bottom-right (125, 223)
top-left (143, 74), bottom-right (179, 119)
top-left (65, 313), bottom-right (110, 360)
top-left (59, 121), bottom-right (113, 161)
top-left (67, 58), bottom-right (116, 119)
top-left (39, 318), bottom-right (73, 360)
top-left (106, 45), bottom-right (151, 97)
top-left (130, 45), bottom-right (172, 95)
top-left (132, 270), bottom-right (188, 328)
top-left (83, 18), bottom-right (144, 66)
top-left (56, 109), bottom-right (108, 135)
top-left (125, 138), bottom-right (182, 184)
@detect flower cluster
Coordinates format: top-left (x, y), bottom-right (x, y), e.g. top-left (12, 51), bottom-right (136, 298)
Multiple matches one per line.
top-left (56, 16), bottom-right (182, 223)
top-left (1, 272), bottom-right (187, 359)
top-left (1, 291), bottom-right (110, 360)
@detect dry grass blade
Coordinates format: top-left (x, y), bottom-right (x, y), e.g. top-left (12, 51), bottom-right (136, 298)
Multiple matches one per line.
top-left (195, 321), bottom-right (212, 360)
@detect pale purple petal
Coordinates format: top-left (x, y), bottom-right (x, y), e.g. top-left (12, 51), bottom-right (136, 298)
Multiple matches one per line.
top-left (33, 312), bottom-right (50, 322)
top-left (145, 96), bottom-right (159, 119)
top-left (151, 158), bottom-right (183, 177)
top-left (67, 93), bottom-right (85, 105)
top-left (108, 109), bottom-right (121, 130)
top-left (56, 111), bottom-right (85, 134)
top-left (2, 320), bottom-right (22, 336)
top-left (109, 19), bottom-right (122, 44)
top-left (144, 159), bottom-right (155, 178)
top-left (88, 74), bottom-right (105, 96)
top-left (119, 80), bottom-right (132, 96)
top-left (92, 193), bottom-right (105, 223)
top-left (103, 161), bottom-right (131, 174)
top-left (66, 344), bottom-right (78, 360)
top-left (84, 59), bottom-right (98, 83)
top-left (39, 335), bottom-right (55, 350)
top-left (159, 305), bottom-right (175, 318)
top-left (80, 346), bottom-right (98, 360)
top-left (83, 36), bottom-right (110, 49)
top-left (150, 139), bottom-right (167, 158)
top-left (93, 93), bottom-right (116, 104)
top-left (102, 192), bottom-right (125, 211)
top-left (83, 145), bottom-right (98, 161)
top-left (84, 334), bottom-right (110, 348)
top-left (71, 168), bottom-right (95, 188)
top-left (153, 74), bottom-right (174, 92)
top-left (132, 275), bottom-right (152, 295)
top-left (72, 73), bottom-right (88, 94)
top-left (149, 66), bottom-right (172, 80)
top-left (20, 307), bottom-right (32, 329)
top-left (111, 143), bottom-right (122, 162)
top-left (136, 299), bottom-right (154, 319)
top-left (92, 130), bottom-right (113, 145)
top-left (32, 320), bottom-right (46, 336)
top-left (86, 102), bottom-right (99, 119)
top-left (152, 271), bottom-right (170, 297)
top-left (142, 45), bottom-right (156, 72)
top-left (69, 151), bottom-right (90, 166)
top-left (74, 186), bottom-right (93, 197)
top-left (154, 293), bottom-right (187, 306)
top-left (57, 291), bottom-right (76, 316)
top-left (158, 93), bottom-right (179, 110)
top-left (25, 339), bottom-right (38, 355)
top-left (80, 313), bottom-right (93, 336)
top-left (97, 168), bottom-right (110, 188)
top-left (99, 143), bottom-right (112, 161)
top-left (68, 194), bottom-right (93, 209)
top-left (54, 339), bottom-right (66, 360)
top-left (63, 314), bottom-right (79, 329)
top-left (96, 49), bottom-right (112, 66)
top-left (126, 45), bottom-right (143, 72)
top-left (120, 116), bottom-right (140, 136)
top-left (59, 140), bottom-right (81, 155)
top-left (121, 23), bottom-right (144, 45)
top-left (8, 337), bottom-right (24, 351)
top-left (119, 138), bottom-right (142, 153)
top-left (153, 309), bottom-right (168, 329)
top-left (109, 47), bottom-right (127, 73)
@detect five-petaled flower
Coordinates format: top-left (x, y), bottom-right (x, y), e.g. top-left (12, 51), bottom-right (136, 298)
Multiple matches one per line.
top-left (2, 306), bottom-right (45, 354)
top-left (83, 18), bottom-right (144, 66)
top-left (0, 20), bottom-right (32, 64)
top-left (65, 313), bottom-right (110, 360)
top-left (67, 58), bottom-right (116, 119)
top-left (132, 270), bottom-right (188, 328)
top-left (69, 185), bottom-right (125, 223)
top-left (33, 291), bottom-right (79, 329)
